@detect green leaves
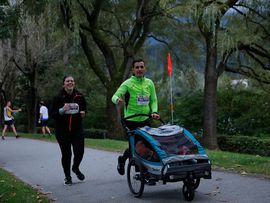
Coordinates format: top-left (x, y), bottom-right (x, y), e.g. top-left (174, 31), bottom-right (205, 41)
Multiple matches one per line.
top-left (0, 1), bottom-right (20, 39)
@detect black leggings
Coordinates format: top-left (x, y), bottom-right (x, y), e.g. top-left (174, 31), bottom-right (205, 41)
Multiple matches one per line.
top-left (121, 119), bottom-right (150, 162)
top-left (56, 129), bottom-right (84, 177)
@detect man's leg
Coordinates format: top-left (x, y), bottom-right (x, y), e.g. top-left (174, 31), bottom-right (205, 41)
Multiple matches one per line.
top-left (117, 147), bottom-right (131, 175)
top-left (45, 126), bottom-right (52, 136)
top-left (117, 119), bottom-right (151, 175)
top-left (42, 126), bottom-right (46, 137)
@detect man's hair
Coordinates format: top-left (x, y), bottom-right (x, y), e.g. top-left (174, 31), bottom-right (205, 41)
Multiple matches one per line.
top-left (132, 59), bottom-right (144, 68)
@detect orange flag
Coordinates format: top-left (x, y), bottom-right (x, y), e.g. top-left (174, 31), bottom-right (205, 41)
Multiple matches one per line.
top-left (167, 52), bottom-right (172, 76)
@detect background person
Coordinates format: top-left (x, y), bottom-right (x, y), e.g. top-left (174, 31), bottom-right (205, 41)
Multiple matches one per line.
top-left (39, 101), bottom-right (52, 137)
top-left (1, 100), bottom-right (22, 140)
top-left (112, 58), bottom-right (160, 175)
top-left (51, 75), bottom-right (87, 185)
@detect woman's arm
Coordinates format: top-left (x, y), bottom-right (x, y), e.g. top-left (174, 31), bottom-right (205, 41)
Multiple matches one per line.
top-left (7, 106), bottom-right (22, 113)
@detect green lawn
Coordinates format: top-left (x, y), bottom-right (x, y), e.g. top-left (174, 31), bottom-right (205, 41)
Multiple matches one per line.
top-left (0, 168), bottom-right (50, 203)
top-left (207, 150), bottom-right (270, 176)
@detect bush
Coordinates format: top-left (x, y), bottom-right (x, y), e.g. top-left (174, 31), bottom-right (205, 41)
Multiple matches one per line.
top-left (172, 91), bottom-right (203, 132)
top-left (84, 128), bottom-right (108, 139)
top-left (218, 135), bottom-right (270, 157)
top-left (217, 88), bottom-right (270, 136)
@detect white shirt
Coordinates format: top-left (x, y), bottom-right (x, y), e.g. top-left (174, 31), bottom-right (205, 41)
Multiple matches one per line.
top-left (4, 107), bottom-right (13, 121)
top-left (40, 105), bottom-right (49, 120)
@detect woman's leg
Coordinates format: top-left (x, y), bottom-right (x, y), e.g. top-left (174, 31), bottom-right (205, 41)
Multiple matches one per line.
top-left (71, 129), bottom-right (84, 171)
top-left (10, 124), bottom-right (19, 137)
top-left (1, 125), bottom-right (8, 138)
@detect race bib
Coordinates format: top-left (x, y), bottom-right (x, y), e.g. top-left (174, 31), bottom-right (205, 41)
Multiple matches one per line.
top-left (65, 103), bottom-right (79, 114)
top-left (137, 95), bottom-right (149, 105)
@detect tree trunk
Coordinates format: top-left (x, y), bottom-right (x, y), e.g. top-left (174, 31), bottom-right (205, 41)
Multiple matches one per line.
top-left (106, 83), bottom-right (124, 139)
top-left (202, 34), bottom-right (219, 149)
top-left (27, 76), bottom-right (38, 133)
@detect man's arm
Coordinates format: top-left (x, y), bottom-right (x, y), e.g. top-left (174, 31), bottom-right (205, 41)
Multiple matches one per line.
top-left (149, 80), bottom-right (160, 119)
top-left (111, 82), bottom-right (128, 105)
top-left (149, 80), bottom-right (158, 113)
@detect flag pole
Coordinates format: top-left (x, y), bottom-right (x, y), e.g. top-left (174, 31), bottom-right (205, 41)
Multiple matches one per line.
top-left (169, 73), bottom-right (174, 124)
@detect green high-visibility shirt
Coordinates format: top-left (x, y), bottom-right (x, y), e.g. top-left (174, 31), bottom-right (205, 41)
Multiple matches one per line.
top-left (112, 76), bottom-right (158, 122)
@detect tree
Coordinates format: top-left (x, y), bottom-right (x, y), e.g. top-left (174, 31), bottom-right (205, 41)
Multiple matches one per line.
top-left (0, 39), bottom-right (21, 124)
top-left (59, 0), bottom-right (165, 138)
top-left (155, 0), bottom-right (270, 149)
top-left (0, 0), bottom-right (62, 132)
top-left (189, 0), bottom-right (270, 149)
top-left (10, 14), bottom-right (68, 132)
top-left (0, 0), bottom-right (21, 124)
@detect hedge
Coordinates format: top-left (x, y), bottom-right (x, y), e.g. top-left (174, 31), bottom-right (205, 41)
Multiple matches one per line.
top-left (217, 135), bottom-right (270, 157)
top-left (84, 128), bottom-right (108, 139)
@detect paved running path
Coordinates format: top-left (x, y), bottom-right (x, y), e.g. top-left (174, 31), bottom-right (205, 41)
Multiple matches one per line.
top-left (0, 137), bottom-right (270, 203)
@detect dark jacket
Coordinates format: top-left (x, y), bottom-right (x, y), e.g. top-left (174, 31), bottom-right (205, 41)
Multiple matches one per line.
top-left (51, 88), bottom-right (86, 134)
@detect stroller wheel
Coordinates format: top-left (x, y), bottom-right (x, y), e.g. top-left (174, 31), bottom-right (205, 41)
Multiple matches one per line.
top-left (182, 183), bottom-right (195, 201)
top-left (194, 178), bottom-right (200, 190)
top-left (127, 158), bottom-right (145, 198)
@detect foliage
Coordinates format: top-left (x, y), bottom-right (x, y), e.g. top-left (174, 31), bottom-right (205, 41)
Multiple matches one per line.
top-left (163, 85), bottom-right (270, 141)
top-left (217, 86), bottom-right (270, 136)
top-left (172, 91), bottom-right (203, 134)
top-left (171, 0), bottom-right (270, 149)
top-left (84, 128), bottom-right (108, 139)
top-left (0, 1), bottom-right (20, 39)
top-left (1, 0), bottom-right (270, 141)
top-left (218, 135), bottom-right (270, 157)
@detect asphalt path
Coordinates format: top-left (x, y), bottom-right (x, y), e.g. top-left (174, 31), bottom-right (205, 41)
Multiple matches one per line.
top-left (0, 137), bottom-right (270, 203)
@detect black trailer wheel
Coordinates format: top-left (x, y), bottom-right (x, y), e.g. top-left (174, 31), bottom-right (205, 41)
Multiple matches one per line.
top-left (127, 159), bottom-right (145, 198)
top-left (182, 184), bottom-right (195, 201)
top-left (194, 178), bottom-right (200, 190)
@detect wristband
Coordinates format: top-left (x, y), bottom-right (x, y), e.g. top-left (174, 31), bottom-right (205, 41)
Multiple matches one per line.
top-left (59, 107), bottom-right (65, 115)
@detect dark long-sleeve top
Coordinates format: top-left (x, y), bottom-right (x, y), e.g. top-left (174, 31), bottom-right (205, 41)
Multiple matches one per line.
top-left (51, 88), bottom-right (86, 133)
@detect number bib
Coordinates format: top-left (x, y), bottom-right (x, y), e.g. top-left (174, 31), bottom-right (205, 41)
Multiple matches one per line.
top-left (137, 95), bottom-right (149, 105)
top-left (65, 103), bottom-right (79, 114)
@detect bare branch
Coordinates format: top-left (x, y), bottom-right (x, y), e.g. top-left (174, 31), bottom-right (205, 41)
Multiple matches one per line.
top-left (231, 6), bottom-right (270, 37)
top-left (225, 64), bottom-right (270, 84)
top-left (234, 3), bottom-right (267, 19)
top-left (148, 34), bottom-right (169, 46)
top-left (79, 31), bottom-right (109, 87)
top-left (10, 57), bottom-right (27, 76)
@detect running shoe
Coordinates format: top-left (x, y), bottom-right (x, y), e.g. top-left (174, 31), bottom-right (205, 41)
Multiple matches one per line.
top-left (72, 167), bottom-right (85, 181)
top-left (64, 176), bottom-right (72, 185)
top-left (117, 156), bottom-right (125, 175)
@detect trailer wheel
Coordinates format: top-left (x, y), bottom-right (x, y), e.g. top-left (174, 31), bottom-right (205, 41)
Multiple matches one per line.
top-left (194, 178), bottom-right (200, 190)
top-left (127, 159), bottom-right (145, 198)
top-left (182, 183), bottom-right (195, 201)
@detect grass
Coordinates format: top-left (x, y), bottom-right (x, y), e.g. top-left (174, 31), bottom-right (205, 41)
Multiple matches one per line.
top-left (1, 132), bottom-right (269, 202)
top-left (0, 168), bottom-right (50, 203)
top-left (207, 150), bottom-right (270, 176)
